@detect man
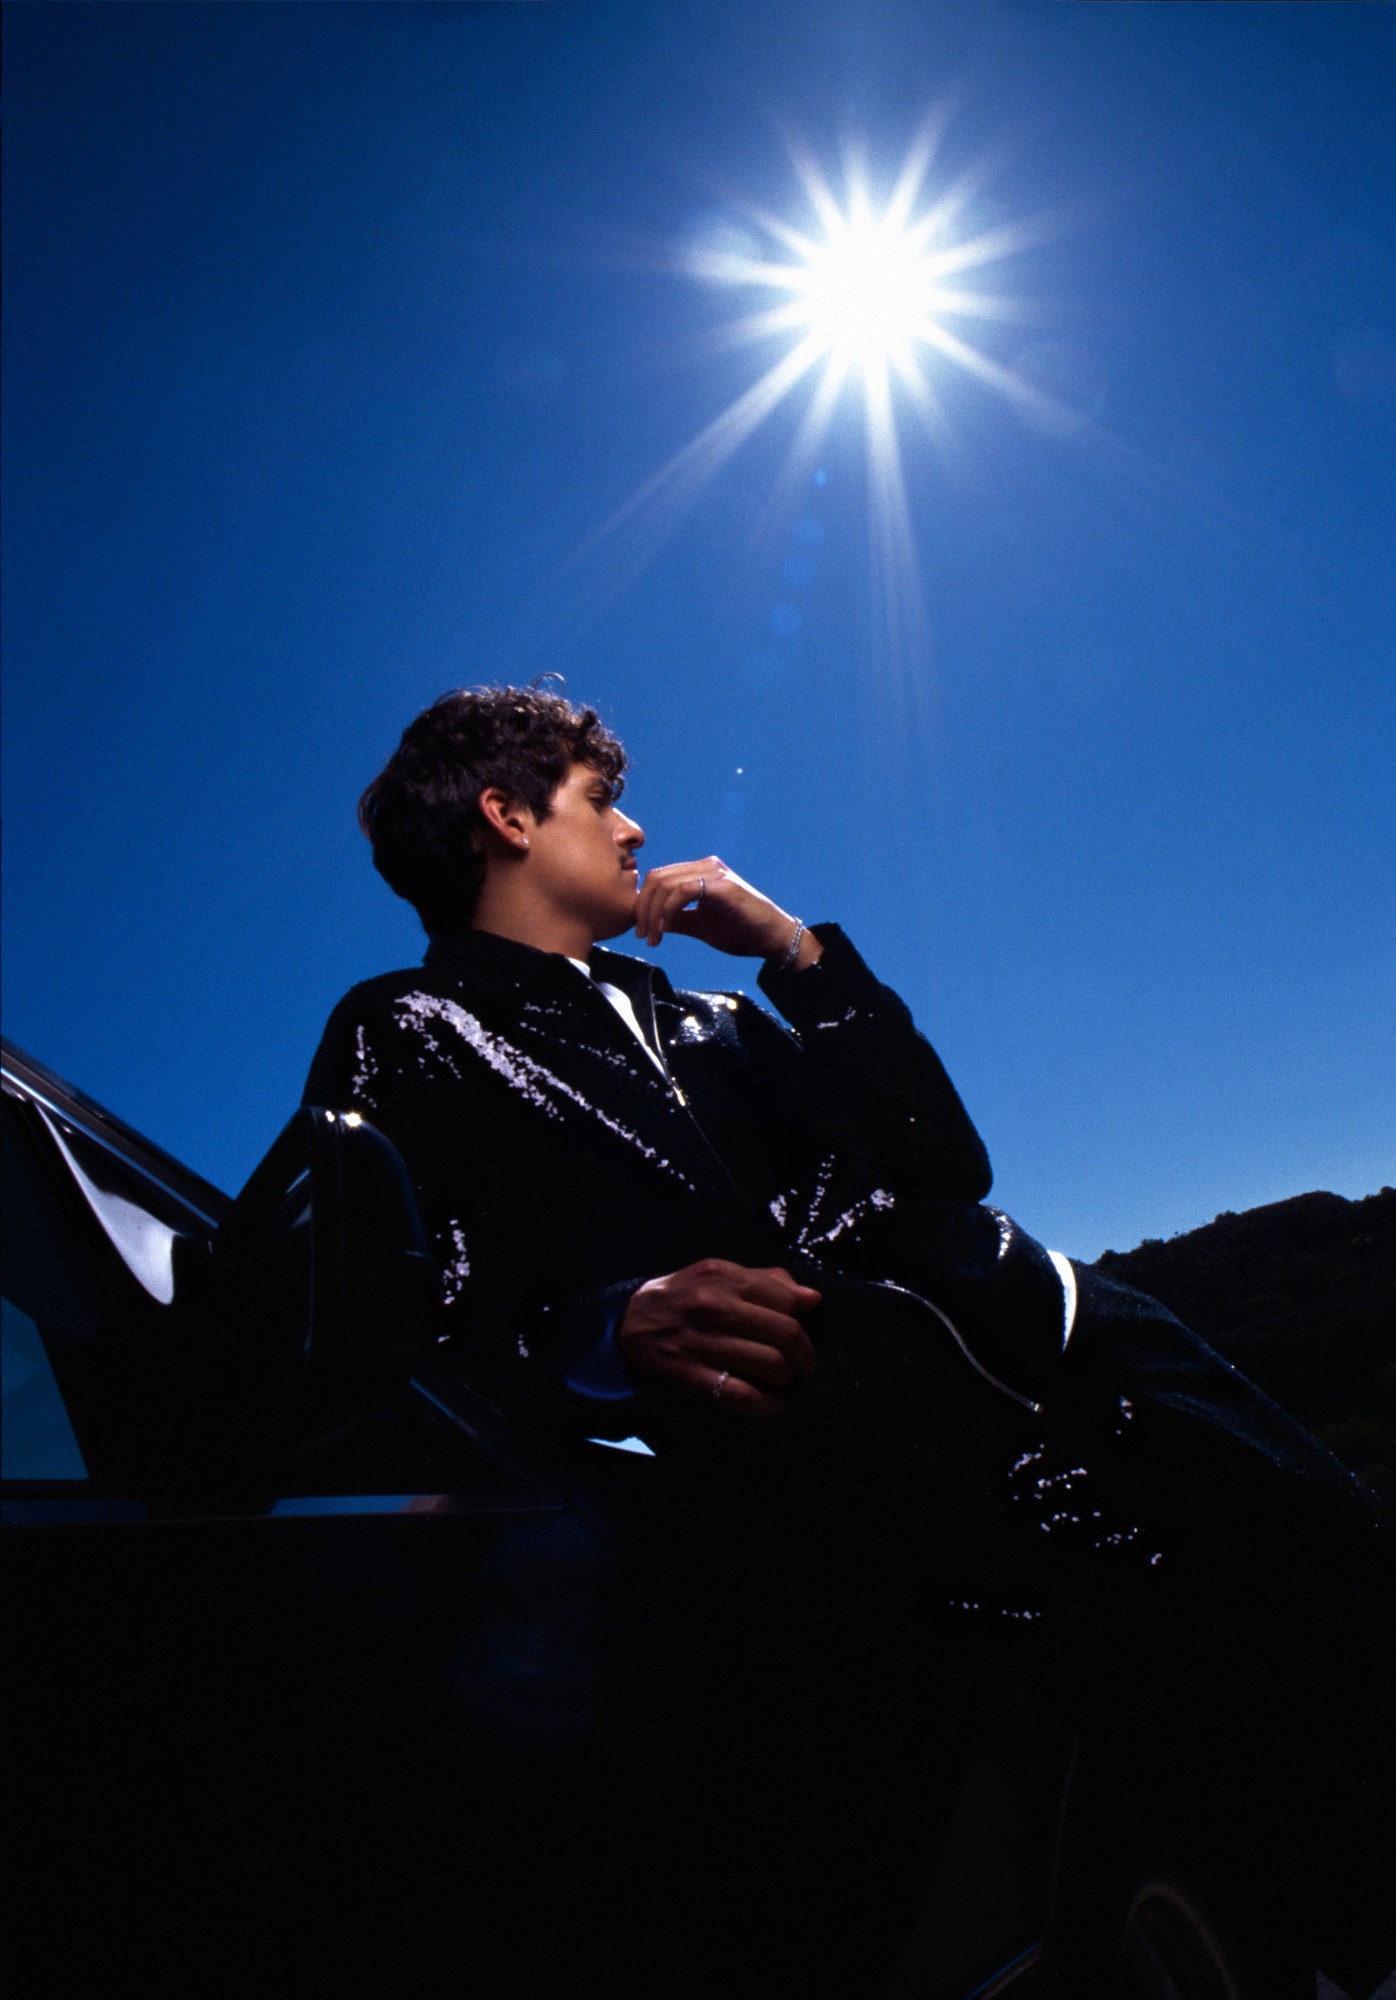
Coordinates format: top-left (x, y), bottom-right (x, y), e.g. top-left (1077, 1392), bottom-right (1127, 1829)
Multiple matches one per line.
top-left (304, 685), bottom-right (1392, 1996)
top-left (305, 684), bottom-right (1078, 1472)
top-left (305, 684), bottom-right (1391, 1539)
top-left (304, 679), bottom-right (1391, 1648)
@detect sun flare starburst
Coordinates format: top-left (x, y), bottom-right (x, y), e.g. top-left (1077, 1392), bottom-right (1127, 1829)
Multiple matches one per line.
top-left (703, 160), bottom-right (983, 411)
top-left (554, 123), bottom-right (1075, 719)
top-left (682, 128), bottom-right (1068, 451)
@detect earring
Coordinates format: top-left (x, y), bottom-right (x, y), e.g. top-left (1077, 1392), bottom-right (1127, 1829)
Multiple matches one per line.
top-left (521, 838), bottom-right (530, 850)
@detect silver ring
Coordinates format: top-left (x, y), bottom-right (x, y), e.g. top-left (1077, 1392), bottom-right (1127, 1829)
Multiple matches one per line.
top-left (713, 1369), bottom-right (729, 1401)
top-left (697, 876), bottom-right (707, 905)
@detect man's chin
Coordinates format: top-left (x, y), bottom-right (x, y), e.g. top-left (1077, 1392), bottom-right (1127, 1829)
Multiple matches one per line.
top-left (596, 906), bottom-right (640, 944)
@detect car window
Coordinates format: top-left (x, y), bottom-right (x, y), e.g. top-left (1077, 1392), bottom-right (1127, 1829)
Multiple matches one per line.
top-left (3, 1094), bottom-right (177, 1481)
top-left (1, 1296), bottom-right (87, 1481)
top-left (1, 1103), bottom-right (115, 1352)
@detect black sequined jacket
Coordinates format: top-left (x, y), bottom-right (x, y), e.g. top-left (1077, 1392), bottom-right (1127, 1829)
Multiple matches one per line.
top-left (303, 919), bottom-right (1392, 1654)
top-left (303, 924), bottom-right (1071, 1439)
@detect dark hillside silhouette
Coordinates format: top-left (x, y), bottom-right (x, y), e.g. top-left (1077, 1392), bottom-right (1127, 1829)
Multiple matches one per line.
top-left (1093, 1187), bottom-right (1395, 1502)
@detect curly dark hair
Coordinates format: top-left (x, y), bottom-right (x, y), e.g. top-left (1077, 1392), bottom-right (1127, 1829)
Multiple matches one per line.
top-left (359, 686), bottom-right (628, 935)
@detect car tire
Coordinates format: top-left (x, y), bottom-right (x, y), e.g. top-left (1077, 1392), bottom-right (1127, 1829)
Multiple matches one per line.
top-left (1050, 1747), bottom-right (1314, 2000)
top-left (1115, 1869), bottom-right (1308, 2000)
top-left (1055, 1855), bottom-right (1313, 2000)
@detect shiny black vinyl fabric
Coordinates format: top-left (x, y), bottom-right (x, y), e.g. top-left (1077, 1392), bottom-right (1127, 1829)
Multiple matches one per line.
top-left (304, 924), bottom-right (1067, 1425)
top-left (304, 921), bottom-right (1388, 1575)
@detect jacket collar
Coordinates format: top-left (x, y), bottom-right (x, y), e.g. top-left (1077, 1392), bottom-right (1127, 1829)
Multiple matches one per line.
top-left (423, 927), bottom-right (678, 1007)
top-left (588, 944), bottom-right (678, 1008)
top-left (425, 926), bottom-right (556, 978)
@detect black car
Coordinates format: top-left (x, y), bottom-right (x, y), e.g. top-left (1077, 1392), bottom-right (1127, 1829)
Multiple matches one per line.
top-left (4, 1035), bottom-right (1392, 1999)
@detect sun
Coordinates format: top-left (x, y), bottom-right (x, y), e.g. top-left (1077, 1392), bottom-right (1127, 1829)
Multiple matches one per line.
top-left (787, 195), bottom-right (943, 376)
top-left (562, 121), bottom-right (1071, 702)
top-left (683, 126), bottom-right (1046, 424)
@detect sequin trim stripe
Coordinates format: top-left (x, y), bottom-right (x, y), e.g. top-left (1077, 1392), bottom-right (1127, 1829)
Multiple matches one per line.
top-left (395, 991), bottom-right (695, 1189)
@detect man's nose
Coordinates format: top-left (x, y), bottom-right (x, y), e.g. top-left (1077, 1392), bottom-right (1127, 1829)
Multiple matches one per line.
top-left (617, 812), bottom-right (645, 851)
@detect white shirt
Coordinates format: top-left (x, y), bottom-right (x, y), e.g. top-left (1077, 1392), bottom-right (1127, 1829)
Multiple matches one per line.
top-left (566, 957), bottom-right (667, 1074)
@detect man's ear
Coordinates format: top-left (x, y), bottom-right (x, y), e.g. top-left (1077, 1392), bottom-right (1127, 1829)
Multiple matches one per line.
top-left (476, 786), bottom-right (534, 855)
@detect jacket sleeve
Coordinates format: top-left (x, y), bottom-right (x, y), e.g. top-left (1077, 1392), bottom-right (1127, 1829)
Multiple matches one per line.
top-left (302, 989), bottom-right (645, 1437)
top-left (755, 924), bottom-right (992, 1204)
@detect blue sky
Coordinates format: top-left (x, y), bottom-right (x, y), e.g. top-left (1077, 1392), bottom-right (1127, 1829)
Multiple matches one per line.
top-left (3, 0), bottom-right (1393, 1259)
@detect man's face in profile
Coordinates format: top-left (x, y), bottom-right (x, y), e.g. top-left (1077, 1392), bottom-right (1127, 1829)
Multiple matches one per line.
top-left (526, 760), bottom-right (646, 944)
